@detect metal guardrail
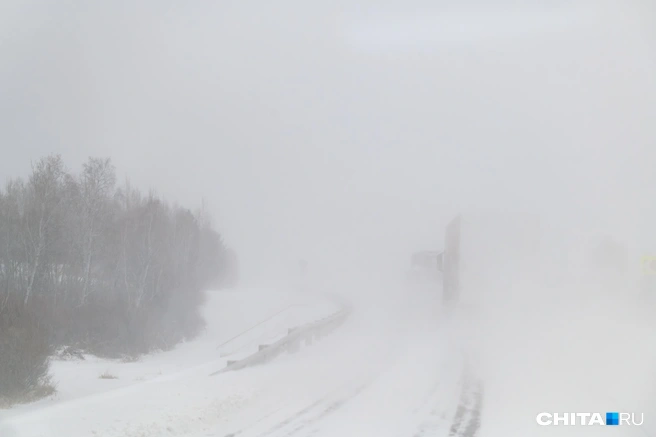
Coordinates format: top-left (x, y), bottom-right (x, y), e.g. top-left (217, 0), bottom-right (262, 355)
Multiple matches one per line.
top-left (216, 303), bottom-right (315, 357)
top-left (209, 299), bottom-right (351, 376)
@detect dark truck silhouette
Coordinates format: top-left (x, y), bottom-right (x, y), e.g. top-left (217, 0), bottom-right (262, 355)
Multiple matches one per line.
top-left (438, 212), bottom-right (542, 308)
top-left (438, 212), bottom-right (629, 308)
top-left (407, 250), bottom-right (441, 284)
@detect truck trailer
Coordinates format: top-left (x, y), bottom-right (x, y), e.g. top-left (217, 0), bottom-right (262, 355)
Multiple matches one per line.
top-left (439, 211), bottom-right (630, 309)
top-left (440, 212), bottom-right (544, 309)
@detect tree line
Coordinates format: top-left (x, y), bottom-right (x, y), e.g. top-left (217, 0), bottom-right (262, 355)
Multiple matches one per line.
top-left (0, 155), bottom-right (238, 404)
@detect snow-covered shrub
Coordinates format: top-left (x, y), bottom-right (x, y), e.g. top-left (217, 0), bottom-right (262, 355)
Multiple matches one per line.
top-left (0, 294), bottom-right (55, 404)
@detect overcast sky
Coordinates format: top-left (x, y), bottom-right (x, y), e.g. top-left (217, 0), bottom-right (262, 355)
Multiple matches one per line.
top-left (1, 0), bottom-right (655, 285)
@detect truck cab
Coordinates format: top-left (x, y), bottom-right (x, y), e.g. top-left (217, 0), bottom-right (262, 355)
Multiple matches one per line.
top-left (406, 250), bottom-right (441, 286)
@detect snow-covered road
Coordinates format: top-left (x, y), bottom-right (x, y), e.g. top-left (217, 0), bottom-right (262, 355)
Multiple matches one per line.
top-left (0, 284), bottom-right (479, 437)
top-left (4, 283), bottom-right (653, 437)
top-left (208, 299), bottom-right (469, 437)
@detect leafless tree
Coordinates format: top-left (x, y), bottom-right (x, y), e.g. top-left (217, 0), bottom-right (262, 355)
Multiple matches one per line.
top-left (0, 155), bottom-right (236, 403)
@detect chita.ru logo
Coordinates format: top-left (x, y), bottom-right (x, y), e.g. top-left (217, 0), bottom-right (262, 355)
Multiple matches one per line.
top-left (536, 412), bottom-right (644, 426)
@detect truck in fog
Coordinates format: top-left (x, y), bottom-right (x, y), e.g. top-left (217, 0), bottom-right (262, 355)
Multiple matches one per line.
top-left (406, 250), bottom-right (441, 285)
top-left (439, 211), bottom-right (630, 309)
top-left (440, 212), bottom-right (543, 308)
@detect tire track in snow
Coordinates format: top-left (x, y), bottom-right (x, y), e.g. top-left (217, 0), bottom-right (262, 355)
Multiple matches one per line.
top-left (447, 373), bottom-right (483, 437)
top-left (404, 354), bottom-right (482, 437)
top-left (223, 393), bottom-right (333, 437)
top-left (224, 375), bottom-right (377, 437)
top-left (409, 380), bottom-right (453, 437)
top-left (268, 383), bottom-right (370, 437)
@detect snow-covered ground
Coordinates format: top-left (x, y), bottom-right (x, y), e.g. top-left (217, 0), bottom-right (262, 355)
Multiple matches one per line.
top-left (0, 287), bottom-right (341, 437)
top-left (4, 281), bottom-right (651, 437)
top-left (0, 283), bottom-right (471, 437)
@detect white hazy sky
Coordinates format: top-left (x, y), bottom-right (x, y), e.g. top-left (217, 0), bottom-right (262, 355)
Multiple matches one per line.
top-left (1, 0), bottom-right (655, 284)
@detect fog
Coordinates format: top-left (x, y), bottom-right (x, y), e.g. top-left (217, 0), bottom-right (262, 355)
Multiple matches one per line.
top-left (2, 1), bottom-right (656, 434)
top-left (2, 0), bottom-right (654, 285)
